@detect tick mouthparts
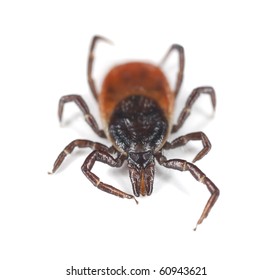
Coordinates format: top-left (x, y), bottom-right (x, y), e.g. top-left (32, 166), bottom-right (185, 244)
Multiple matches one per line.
top-left (131, 168), bottom-right (153, 197)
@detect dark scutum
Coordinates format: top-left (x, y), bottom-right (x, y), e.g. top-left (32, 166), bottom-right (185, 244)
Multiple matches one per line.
top-left (109, 95), bottom-right (168, 153)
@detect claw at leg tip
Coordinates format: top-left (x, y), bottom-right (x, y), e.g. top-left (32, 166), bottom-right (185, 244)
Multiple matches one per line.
top-left (131, 196), bottom-right (139, 204)
top-left (48, 167), bottom-right (56, 175)
top-left (193, 222), bottom-right (200, 231)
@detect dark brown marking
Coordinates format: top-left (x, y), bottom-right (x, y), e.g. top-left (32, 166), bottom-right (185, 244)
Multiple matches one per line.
top-left (50, 35), bottom-right (219, 229)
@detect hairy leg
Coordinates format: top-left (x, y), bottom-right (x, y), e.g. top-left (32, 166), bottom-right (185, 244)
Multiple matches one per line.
top-left (156, 152), bottom-right (219, 230)
top-left (87, 35), bottom-right (112, 101)
top-left (160, 44), bottom-right (184, 97)
top-left (49, 139), bottom-right (110, 174)
top-left (82, 150), bottom-right (138, 203)
top-left (163, 131), bottom-right (211, 163)
top-left (58, 94), bottom-right (106, 138)
top-left (172, 86), bottom-right (216, 133)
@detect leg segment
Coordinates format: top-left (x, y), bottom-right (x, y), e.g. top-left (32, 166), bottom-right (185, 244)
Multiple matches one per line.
top-left (49, 139), bottom-right (110, 174)
top-left (172, 86), bottom-right (216, 133)
top-left (156, 153), bottom-right (219, 230)
top-left (82, 151), bottom-right (138, 203)
top-left (87, 35), bottom-right (112, 101)
top-left (58, 94), bottom-right (106, 138)
top-left (160, 44), bottom-right (184, 97)
top-left (163, 131), bottom-right (212, 163)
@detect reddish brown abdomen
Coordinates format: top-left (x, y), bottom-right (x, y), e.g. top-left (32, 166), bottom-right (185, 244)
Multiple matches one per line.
top-left (99, 62), bottom-right (174, 137)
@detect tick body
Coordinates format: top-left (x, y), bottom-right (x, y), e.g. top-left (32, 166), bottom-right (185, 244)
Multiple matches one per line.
top-left (50, 35), bottom-right (219, 229)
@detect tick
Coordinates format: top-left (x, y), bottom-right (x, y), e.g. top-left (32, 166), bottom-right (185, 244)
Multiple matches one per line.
top-left (49, 35), bottom-right (219, 229)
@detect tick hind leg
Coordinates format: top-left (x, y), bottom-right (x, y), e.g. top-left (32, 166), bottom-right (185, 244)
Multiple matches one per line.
top-left (163, 131), bottom-right (212, 163)
top-left (58, 94), bottom-right (106, 138)
top-left (82, 151), bottom-right (138, 203)
top-left (156, 153), bottom-right (219, 230)
top-left (160, 44), bottom-right (185, 97)
top-left (172, 86), bottom-right (216, 133)
top-left (87, 35), bottom-right (112, 101)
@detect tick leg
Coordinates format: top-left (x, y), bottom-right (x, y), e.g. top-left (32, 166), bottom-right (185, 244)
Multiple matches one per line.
top-left (160, 44), bottom-right (184, 97)
top-left (163, 131), bottom-right (211, 163)
top-left (156, 153), bottom-right (219, 230)
top-left (82, 151), bottom-right (138, 203)
top-left (172, 86), bottom-right (216, 133)
top-left (87, 35), bottom-right (112, 101)
top-left (58, 94), bottom-right (106, 138)
top-left (49, 139), bottom-right (110, 174)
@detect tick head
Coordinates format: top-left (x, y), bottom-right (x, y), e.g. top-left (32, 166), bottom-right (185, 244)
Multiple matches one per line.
top-left (128, 151), bottom-right (155, 197)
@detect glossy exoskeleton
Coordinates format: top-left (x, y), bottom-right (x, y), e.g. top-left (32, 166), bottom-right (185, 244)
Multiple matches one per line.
top-left (49, 35), bottom-right (219, 229)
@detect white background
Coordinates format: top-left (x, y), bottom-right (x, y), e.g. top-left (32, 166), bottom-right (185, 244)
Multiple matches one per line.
top-left (1, 0), bottom-right (272, 279)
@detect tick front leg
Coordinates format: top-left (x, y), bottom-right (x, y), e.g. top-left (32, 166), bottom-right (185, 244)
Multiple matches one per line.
top-left (160, 44), bottom-right (184, 97)
top-left (58, 94), bottom-right (106, 138)
top-left (163, 131), bottom-right (212, 163)
top-left (172, 86), bottom-right (216, 133)
top-left (87, 35), bottom-right (112, 101)
top-left (156, 154), bottom-right (219, 230)
top-left (49, 139), bottom-right (110, 174)
top-left (82, 151), bottom-right (138, 203)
